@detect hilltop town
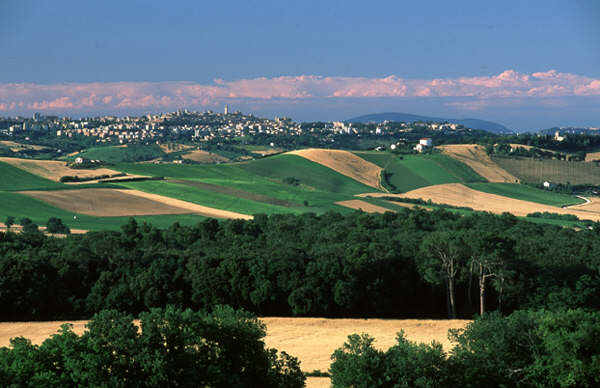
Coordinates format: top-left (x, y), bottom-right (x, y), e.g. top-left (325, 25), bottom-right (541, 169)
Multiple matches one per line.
top-left (0, 106), bottom-right (474, 146)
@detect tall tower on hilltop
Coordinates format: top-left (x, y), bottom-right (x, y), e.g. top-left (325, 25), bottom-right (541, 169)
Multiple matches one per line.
top-left (224, 104), bottom-right (229, 115)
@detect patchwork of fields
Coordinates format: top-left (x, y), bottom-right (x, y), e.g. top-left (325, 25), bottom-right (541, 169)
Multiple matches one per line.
top-left (2, 147), bottom-right (599, 230)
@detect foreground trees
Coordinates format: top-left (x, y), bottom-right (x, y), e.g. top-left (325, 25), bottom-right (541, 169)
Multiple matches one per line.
top-left (330, 309), bottom-right (600, 388)
top-left (0, 305), bottom-right (304, 388)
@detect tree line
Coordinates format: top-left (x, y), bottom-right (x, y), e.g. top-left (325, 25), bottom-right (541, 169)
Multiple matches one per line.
top-left (1, 209), bottom-right (599, 321)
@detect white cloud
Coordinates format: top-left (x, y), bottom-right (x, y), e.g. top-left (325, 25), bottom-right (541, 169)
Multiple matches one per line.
top-left (0, 70), bottom-right (599, 113)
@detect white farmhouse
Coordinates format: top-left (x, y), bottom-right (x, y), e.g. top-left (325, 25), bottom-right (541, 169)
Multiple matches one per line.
top-left (414, 138), bottom-right (432, 153)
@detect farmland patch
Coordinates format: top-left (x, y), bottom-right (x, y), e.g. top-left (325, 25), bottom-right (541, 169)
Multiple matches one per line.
top-left (20, 188), bottom-right (251, 219)
top-left (288, 149), bottom-right (384, 190)
top-left (439, 144), bottom-right (517, 182)
top-left (491, 156), bottom-right (600, 185)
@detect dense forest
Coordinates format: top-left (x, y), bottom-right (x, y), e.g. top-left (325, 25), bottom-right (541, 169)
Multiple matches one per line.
top-left (1, 209), bottom-right (599, 321)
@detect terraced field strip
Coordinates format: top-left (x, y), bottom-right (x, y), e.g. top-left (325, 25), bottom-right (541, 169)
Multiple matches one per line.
top-left (0, 157), bottom-right (126, 182)
top-left (466, 183), bottom-right (585, 207)
top-left (491, 156), bottom-right (600, 185)
top-left (288, 149), bottom-right (385, 190)
top-left (20, 188), bottom-right (251, 219)
top-left (363, 183), bottom-right (600, 221)
top-left (335, 199), bottom-right (395, 213)
top-left (169, 179), bottom-right (301, 207)
top-left (182, 150), bottom-right (230, 163)
top-left (439, 144), bottom-right (517, 183)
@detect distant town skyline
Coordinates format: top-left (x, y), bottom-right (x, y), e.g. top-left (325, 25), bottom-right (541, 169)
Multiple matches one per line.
top-left (1, 0), bottom-right (599, 130)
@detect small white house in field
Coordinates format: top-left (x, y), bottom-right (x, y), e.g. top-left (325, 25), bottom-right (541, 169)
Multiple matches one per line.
top-left (414, 138), bottom-right (432, 153)
top-left (543, 181), bottom-right (555, 189)
top-left (74, 157), bottom-right (84, 164)
top-left (420, 138), bottom-right (433, 147)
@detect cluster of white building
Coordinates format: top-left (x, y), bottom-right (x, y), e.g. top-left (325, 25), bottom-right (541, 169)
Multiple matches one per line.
top-left (7, 109), bottom-right (304, 144)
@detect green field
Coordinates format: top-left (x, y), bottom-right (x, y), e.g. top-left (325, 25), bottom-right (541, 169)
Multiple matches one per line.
top-left (0, 191), bottom-right (206, 231)
top-left (73, 144), bottom-right (165, 163)
top-left (114, 159), bottom-right (359, 208)
top-left (466, 183), bottom-right (585, 207)
top-left (355, 152), bottom-right (485, 192)
top-left (115, 154), bottom-right (376, 200)
top-left (491, 156), bottom-right (600, 185)
top-left (238, 154), bottom-right (376, 195)
top-left (0, 161), bottom-right (67, 191)
top-left (120, 180), bottom-right (308, 215)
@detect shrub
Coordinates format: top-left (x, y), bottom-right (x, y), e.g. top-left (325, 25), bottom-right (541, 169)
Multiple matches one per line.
top-left (0, 305), bottom-right (305, 388)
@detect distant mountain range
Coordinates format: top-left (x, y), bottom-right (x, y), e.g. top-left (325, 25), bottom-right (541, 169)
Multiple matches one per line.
top-left (347, 112), bottom-right (513, 134)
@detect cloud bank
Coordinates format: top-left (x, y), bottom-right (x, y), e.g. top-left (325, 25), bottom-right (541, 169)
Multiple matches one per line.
top-left (0, 70), bottom-right (599, 114)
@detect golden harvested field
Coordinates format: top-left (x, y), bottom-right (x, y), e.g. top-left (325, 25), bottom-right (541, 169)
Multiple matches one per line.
top-left (0, 317), bottom-right (468, 388)
top-left (585, 152), bottom-right (600, 162)
top-left (249, 148), bottom-right (284, 156)
top-left (0, 157), bottom-right (122, 182)
top-left (364, 183), bottom-right (600, 221)
top-left (159, 144), bottom-right (193, 154)
top-left (181, 150), bottom-right (230, 163)
top-left (439, 144), bottom-right (518, 183)
top-left (20, 188), bottom-right (252, 219)
top-left (0, 140), bottom-right (49, 152)
top-left (492, 156), bottom-right (600, 185)
top-left (383, 200), bottom-right (427, 210)
top-left (288, 149), bottom-right (385, 190)
top-left (335, 199), bottom-right (394, 213)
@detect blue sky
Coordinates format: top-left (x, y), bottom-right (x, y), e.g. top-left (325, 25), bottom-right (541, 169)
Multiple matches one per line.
top-left (1, 0), bottom-right (599, 130)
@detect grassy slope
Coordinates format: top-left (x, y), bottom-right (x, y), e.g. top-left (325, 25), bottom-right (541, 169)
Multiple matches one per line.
top-left (74, 144), bottom-right (165, 163)
top-left (466, 183), bottom-right (585, 207)
top-left (120, 180), bottom-right (307, 215)
top-left (0, 191), bottom-right (206, 230)
top-left (0, 161), bottom-right (66, 191)
top-left (114, 155), bottom-right (374, 212)
top-left (355, 152), bottom-right (485, 193)
top-left (238, 154), bottom-right (376, 195)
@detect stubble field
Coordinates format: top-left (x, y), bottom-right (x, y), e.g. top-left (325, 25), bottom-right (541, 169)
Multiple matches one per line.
top-left (0, 318), bottom-right (469, 388)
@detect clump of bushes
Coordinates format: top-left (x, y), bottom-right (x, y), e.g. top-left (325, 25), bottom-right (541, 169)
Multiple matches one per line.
top-left (527, 212), bottom-right (579, 221)
top-left (330, 309), bottom-right (600, 388)
top-left (0, 305), bottom-right (305, 388)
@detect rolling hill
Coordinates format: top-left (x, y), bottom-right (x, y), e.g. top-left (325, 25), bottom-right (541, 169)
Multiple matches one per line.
top-left (3, 146), bottom-right (600, 231)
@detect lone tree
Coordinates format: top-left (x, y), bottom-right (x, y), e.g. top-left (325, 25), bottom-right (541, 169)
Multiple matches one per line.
top-left (46, 217), bottom-right (70, 235)
top-left (4, 216), bottom-right (14, 231)
top-left (19, 217), bottom-right (39, 234)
